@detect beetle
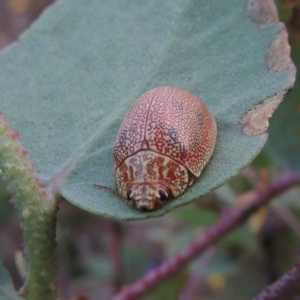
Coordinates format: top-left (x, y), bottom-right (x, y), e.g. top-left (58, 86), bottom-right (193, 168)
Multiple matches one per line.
top-left (96, 86), bottom-right (217, 211)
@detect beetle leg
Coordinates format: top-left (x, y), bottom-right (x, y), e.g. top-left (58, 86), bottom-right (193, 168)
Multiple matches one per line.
top-left (187, 175), bottom-right (195, 186)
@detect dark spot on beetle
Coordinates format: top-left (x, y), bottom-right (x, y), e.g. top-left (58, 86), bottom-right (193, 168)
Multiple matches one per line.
top-left (127, 189), bottom-right (132, 200)
top-left (119, 130), bottom-right (127, 146)
top-left (169, 128), bottom-right (179, 143)
top-left (193, 113), bottom-right (204, 148)
top-left (174, 101), bottom-right (184, 111)
top-left (196, 113), bottom-right (204, 124)
top-left (129, 123), bottom-right (138, 134)
top-left (159, 189), bottom-right (168, 201)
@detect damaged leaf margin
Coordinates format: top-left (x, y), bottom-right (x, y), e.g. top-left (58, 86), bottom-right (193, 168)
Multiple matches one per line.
top-left (247, 0), bottom-right (279, 28)
top-left (240, 90), bottom-right (288, 136)
top-left (240, 0), bottom-right (296, 136)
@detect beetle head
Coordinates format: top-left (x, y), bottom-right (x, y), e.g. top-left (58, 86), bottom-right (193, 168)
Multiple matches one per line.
top-left (126, 183), bottom-right (170, 211)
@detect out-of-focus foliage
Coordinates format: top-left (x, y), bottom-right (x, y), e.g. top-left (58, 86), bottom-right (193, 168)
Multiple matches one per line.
top-left (267, 0), bottom-right (300, 171)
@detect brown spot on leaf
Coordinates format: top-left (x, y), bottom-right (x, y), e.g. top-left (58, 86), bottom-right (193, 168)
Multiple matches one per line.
top-left (239, 91), bottom-right (287, 136)
top-left (266, 25), bottom-right (293, 72)
top-left (247, 0), bottom-right (279, 27)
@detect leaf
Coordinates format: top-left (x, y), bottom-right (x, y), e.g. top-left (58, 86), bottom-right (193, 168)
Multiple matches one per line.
top-left (0, 0), bottom-right (295, 220)
top-left (266, 2), bottom-right (300, 172)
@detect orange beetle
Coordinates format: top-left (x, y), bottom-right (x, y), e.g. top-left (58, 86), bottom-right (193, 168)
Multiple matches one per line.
top-left (103, 86), bottom-right (217, 211)
top-left (113, 86), bottom-right (217, 211)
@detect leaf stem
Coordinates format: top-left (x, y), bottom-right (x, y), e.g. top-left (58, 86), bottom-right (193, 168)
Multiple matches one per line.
top-left (0, 112), bottom-right (59, 300)
top-left (112, 171), bottom-right (300, 300)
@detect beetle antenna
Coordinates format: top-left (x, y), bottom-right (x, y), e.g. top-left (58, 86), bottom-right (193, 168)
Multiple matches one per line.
top-left (94, 184), bottom-right (121, 197)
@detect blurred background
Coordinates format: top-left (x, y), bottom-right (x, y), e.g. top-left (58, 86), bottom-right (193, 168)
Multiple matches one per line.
top-left (0, 0), bottom-right (300, 299)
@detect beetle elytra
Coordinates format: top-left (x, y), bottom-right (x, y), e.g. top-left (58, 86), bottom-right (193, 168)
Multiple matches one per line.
top-left (109, 86), bottom-right (217, 211)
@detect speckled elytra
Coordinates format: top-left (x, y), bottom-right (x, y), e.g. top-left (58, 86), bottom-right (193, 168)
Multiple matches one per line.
top-left (96, 86), bottom-right (217, 211)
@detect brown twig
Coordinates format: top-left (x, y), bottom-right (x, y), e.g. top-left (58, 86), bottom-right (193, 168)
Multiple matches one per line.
top-left (252, 262), bottom-right (300, 300)
top-left (112, 172), bottom-right (300, 300)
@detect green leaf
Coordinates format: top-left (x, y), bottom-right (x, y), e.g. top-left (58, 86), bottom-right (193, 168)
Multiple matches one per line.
top-left (0, 0), bottom-right (295, 220)
top-left (266, 3), bottom-right (300, 172)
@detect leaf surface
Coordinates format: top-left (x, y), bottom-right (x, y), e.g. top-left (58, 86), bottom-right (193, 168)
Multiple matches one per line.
top-left (0, 0), bottom-right (295, 219)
